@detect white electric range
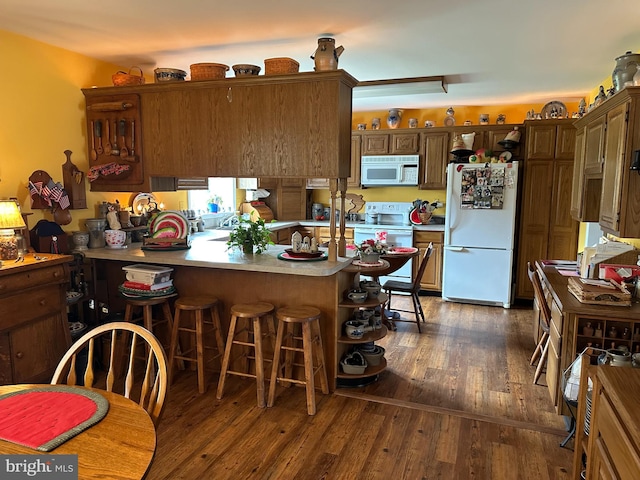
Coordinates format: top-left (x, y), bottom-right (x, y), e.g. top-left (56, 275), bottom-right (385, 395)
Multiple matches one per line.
top-left (354, 202), bottom-right (414, 285)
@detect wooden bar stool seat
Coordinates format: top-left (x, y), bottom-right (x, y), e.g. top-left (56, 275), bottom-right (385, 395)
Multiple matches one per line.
top-left (267, 306), bottom-right (329, 415)
top-left (167, 296), bottom-right (225, 394)
top-left (123, 294), bottom-right (178, 350)
top-left (216, 302), bottom-right (276, 407)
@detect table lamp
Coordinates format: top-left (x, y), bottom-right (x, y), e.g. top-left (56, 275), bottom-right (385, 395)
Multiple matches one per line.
top-left (0, 200), bottom-right (26, 260)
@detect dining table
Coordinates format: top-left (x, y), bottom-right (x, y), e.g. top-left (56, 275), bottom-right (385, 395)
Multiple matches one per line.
top-left (343, 248), bottom-right (420, 330)
top-left (0, 384), bottom-right (156, 480)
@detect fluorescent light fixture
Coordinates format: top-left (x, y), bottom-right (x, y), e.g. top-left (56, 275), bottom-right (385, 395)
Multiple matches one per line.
top-left (353, 76), bottom-right (447, 99)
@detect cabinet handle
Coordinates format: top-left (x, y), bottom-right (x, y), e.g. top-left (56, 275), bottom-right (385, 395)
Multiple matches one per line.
top-left (227, 87), bottom-right (232, 103)
top-left (53, 271), bottom-right (60, 277)
top-left (40, 299), bottom-right (46, 306)
top-left (15, 352), bottom-right (23, 359)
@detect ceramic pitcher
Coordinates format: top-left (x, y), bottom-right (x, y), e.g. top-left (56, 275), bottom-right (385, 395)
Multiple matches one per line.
top-left (311, 37), bottom-right (344, 71)
top-left (612, 50), bottom-right (640, 91)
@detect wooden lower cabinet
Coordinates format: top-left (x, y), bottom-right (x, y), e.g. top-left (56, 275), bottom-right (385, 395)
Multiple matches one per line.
top-left (0, 255), bottom-right (73, 384)
top-left (413, 231), bottom-right (443, 292)
top-left (315, 227), bottom-right (353, 246)
top-left (573, 366), bottom-right (640, 480)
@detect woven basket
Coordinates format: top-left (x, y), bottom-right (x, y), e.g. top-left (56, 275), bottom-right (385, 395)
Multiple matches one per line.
top-left (112, 67), bottom-right (145, 87)
top-left (264, 57), bottom-right (300, 75)
top-left (190, 63), bottom-right (229, 81)
top-left (418, 212), bottom-right (432, 224)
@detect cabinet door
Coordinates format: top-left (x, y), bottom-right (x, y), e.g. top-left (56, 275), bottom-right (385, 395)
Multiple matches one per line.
top-left (584, 115), bottom-right (606, 175)
top-left (516, 159), bottom-right (554, 299)
top-left (599, 102), bottom-right (629, 233)
top-left (348, 134), bottom-right (361, 188)
top-left (11, 314), bottom-right (69, 383)
top-left (526, 125), bottom-right (556, 159)
top-left (307, 134), bottom-right (361, 189)
top-left (548, 159), bottom-right (579, 261)
top-left (361, 133), bottom-right (389, 154)
top-left (590, 438), bottom-right (618, 480)
top-left (555, 124), bottom-right (576, 159)
top-left (414, 232), bottom-right (443, 291)
top-left (571, 126), bottom-right (587, 220)
top-left (420, 131), bottom-right (449, 189)
top-left (390, 133), bottom-right (419, 154)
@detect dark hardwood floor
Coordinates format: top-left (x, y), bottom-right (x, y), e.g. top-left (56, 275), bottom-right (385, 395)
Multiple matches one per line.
top-left (146, 296), bottom-right (573, 480)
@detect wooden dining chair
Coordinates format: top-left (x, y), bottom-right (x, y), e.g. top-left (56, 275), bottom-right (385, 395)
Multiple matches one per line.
top-left (382, 243), bottom-right (433, 332)
top-left (51, 321), bottom-right (168, 426)
top-left (528, 262), bottom-right (552, 385)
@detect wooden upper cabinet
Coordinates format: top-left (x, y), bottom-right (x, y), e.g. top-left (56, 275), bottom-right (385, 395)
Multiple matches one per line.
top-left (599, 101), bottom-right (629, 233)
top-left (306, 134), bottom-right (361, 189)
top-left (419, 131), bottom-right (449, 190)
top-left (361, 131), bottom-right (419, 155)
top-left (390, 133), bottom-right (419, 153)
top-left (526, 124), bottom-right (557, 159)
top-left (583, 115), bottom-right (606, 175)
top-left (571, 126), bottom-right (587, 220)
top-left (83, 71), bottom-right (357, 189)
top-left (555, 123), bottom-right (577, 159)
top-left (361, 133), bottom-right (389, 154)
top-left (573, 87), bottom-right (640, 238)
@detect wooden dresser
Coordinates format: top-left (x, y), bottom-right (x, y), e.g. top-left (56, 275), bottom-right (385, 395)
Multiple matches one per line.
top-left (0, 254), bottom-right (73, 384)
top-left (573, 366), bottom-right (640, 479)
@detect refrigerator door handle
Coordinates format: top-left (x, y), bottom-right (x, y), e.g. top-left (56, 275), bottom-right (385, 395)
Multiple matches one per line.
top-left (444, 246), bottom-right (465, 252)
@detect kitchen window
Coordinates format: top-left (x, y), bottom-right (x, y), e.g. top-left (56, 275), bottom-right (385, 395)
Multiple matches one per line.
top-left (187, 177), bottom-right (236, 224)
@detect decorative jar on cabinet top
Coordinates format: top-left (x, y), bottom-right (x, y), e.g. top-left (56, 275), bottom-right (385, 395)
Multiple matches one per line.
top-left (311, 37), bottom-right (344, 71)
top-left (386, 109), bottom-right (402, 129)
top-left (612, 50), bottom-right (640, 91)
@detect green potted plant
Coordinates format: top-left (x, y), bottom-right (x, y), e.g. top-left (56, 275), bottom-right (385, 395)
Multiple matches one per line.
top-left (226, 217), bottom-right (274, 254)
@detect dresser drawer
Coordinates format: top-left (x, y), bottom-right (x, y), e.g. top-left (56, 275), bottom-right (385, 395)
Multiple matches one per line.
top-left (0, 285), bottom-right (64, 332)
top-left (0, 264), bottom-right (67, 296)
top-left (596, 391), bottom-right (640, 479)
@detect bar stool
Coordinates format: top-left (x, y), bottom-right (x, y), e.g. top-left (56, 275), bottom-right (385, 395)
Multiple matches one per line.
top-left (167, 296), bottom-right (226, 394)
top-left (267, 306), bottom-right (328, 415)
top-left (216, 302), bottom-right (276, 407)
top-left (123, 294), bottom-right (177, 350)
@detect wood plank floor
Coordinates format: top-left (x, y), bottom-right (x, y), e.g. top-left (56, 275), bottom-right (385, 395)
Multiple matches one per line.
top-left (146, 296), bottom-right (573, 480)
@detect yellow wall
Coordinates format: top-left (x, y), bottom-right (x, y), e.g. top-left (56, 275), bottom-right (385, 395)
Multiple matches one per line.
top-left (0, 29), bottom-right (185, 234)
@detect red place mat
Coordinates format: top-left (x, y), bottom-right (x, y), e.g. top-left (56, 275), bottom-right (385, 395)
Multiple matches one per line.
top-left (0, 385), bottom-right (109, 451)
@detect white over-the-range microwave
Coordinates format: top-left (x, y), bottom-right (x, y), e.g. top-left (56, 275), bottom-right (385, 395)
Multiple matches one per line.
top-left (360, 155), bottom-right (419, 187)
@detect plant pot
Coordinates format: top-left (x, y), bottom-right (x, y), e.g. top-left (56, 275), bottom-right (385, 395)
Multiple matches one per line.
top-left (242, 239), bottom-right (254, 254)
top-left (359, 253), bottom-right (381, 264)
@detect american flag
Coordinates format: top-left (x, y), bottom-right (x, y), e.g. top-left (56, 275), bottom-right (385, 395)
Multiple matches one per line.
top-left (58, 195), bottom-right (70, 210)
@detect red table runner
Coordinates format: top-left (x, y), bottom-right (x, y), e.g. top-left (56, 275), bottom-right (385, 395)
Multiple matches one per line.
top-left (0, 385), bottom-right (109, 451)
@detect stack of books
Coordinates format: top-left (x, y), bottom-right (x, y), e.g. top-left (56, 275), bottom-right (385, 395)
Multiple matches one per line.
top-left (119, 264), bottom-right (175, 298)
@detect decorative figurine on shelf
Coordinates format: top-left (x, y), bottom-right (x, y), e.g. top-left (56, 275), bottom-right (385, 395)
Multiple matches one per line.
top-left (593, 85), bottom-right (607, 108)
top-left (496, 113), bottom-right (506, 125)
top-left (578, 98), bottom-right (587, 117)
top-left (444, 107), bottom-right (455, 126)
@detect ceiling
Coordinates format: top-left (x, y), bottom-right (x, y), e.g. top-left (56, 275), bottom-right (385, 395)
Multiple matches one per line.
top-left (1, 0), bottom-right (639, 111)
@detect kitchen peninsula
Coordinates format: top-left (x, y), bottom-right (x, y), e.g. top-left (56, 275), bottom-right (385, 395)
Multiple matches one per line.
top-left (84, 230), bottom-right (358, 388)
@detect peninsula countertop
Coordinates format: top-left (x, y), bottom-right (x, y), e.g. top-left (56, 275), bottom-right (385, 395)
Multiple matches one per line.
top-left (81, 219), bottom-right (443, 276)
top-left (82, 229), bottom-right (353, 277)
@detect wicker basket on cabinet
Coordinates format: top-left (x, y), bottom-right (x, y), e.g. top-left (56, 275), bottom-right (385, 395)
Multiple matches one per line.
top-left (190, 63), bottom-right (229, 81)
top-left (264, 57), bottom-right (300, 75)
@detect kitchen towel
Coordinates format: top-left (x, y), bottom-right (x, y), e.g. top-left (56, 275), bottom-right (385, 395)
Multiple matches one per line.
top-left (0, 386), bottom-right (109, 451)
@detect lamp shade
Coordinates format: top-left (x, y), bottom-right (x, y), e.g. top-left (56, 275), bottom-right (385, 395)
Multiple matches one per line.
top-left (0, 200), bottom-right (26, 230)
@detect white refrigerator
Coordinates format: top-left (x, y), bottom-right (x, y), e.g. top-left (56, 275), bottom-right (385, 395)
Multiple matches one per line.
top-left (442, 161), bottom-right (519, 308)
